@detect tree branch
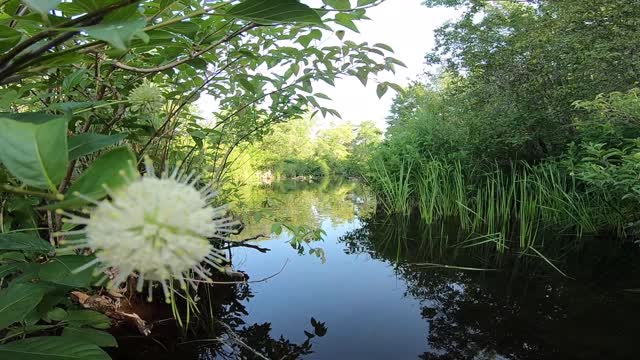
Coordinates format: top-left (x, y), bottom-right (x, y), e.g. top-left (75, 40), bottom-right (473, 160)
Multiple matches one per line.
top-left (113, 23), bottom-right (257, 74)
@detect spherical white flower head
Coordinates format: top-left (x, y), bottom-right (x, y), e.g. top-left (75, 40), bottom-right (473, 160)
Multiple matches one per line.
top-left (58, 159), bottom-right (236, 302)
top-left (128, 80), bottom-right (164, 115)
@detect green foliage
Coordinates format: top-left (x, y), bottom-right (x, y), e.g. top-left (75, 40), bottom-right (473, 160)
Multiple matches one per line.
top-left (0, 113), bottom-right (69, 191)
top-left (240, 116), bottom-right (383, 180)
top-left (0, 233), bottom-right (52, 252)
top-left (0, 336), bottom-right (110, 360)
top-left (227, 0), bottom-right (323, 24)
top-left (370, 158), bottom-right (413, 215)
top-left (0, 0), bottom-right (396, 355)
top-left (67, 133), bottom-right (128, 161)
top-left (424, 0), bottom-right (640, 163)
top-left (370, 0), bottom-right (640, 274)
top-left (57, 147), bottom-right (137, 208)
top-left (0, 282), bottom-right (47, 329)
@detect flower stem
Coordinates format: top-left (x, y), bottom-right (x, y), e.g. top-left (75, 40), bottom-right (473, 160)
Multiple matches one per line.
top-left (1, 184), bottom-right (64, 200)
top-left (76, 100), bottom-right (130, 114)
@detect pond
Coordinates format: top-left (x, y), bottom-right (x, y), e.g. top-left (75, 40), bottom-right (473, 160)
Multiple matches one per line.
top-left (111, 178), bottom-right (640, 360)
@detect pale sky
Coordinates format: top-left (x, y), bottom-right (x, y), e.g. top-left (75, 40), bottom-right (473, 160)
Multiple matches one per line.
top-left (196, 0), bottom-right (459, 131)
top-left (311, 0), bottom-right (459, 130)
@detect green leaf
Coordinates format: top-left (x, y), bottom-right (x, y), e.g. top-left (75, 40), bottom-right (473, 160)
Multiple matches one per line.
top-left (0, 336), bottom-right (110, 360)
top-left (82, 16), bottom-right (147, 51)
top-left (373, 43), bottom-right (394, 52)
top-left (0, 113), bottom-right (69, 191)
top-left (62, 327), bottom-right (118, 348)
top-left (0, 25), bottom-right (22, 53)
top-left (50, 101), bottom-right (105, 112)
top-left (0, 282), bottom-right (46, 329)
top-left (0, 263), bottom-right (22, 277)
top-left (386, 56), bottom-right (407, 67)
top-left (65, 310), bottom-right (111, 329)
top-left (21, 0), bottom-right (62, 14)
top-left (163, 21), bottom-right (199, 36)
top-left (386, 82), bottom-right (404, 93)
top-left (355, 70), bottom-right (368, 86)
top-left (376, 82), bottom-right (389, 98)
top-left (62, 70), bottom-right (88, 92)
top-left (37, 256), bottom-right (100, 288)
top-left (73, 0), bottom-right (124, 12)
top-left (271, 222), bottom-right (283, 235)
top-left (335, 13), bottom-right (359, 32)
top-left (68, 133), bottom-right (128, 160)
top-left (45, 307), bottom-right (68, 322)
top-left (0, 233), bottom-right (53, 252)
top-left (227, 0), bottom-right (323, 25)
top-left (315, 93), bottom-right (332, 100)
top-left (238, 77), bottom-right (256, 94)
top-left (0, 252), bottom-right (26, 263)
top-left (55, 147), bottom-right (137, 209)
top-left (335, 30), bottom-right (345, 40)
top-left (357, 0), bottom-right (377, 6)
top-left (324, 0), bottom-right (351, 10)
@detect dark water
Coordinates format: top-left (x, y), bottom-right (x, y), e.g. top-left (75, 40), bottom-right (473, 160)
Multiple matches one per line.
top-left (111, 179), bottom-right (640, 360)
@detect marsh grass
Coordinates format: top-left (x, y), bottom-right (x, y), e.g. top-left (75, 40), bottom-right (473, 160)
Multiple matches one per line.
top-left (370, 158), bottom-right (626, 276)
top-left (371, 159), bottom-right (413, 215)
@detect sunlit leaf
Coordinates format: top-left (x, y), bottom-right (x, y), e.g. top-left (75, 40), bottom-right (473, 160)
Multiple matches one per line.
top-left (0, 25), bottom-right (22, 52)
top-left (324, 0), bottom-right (351, 10)
top-left (21, 0), bottom-right (62, 14)
top-left (227, 0), bottom-right (323, 25)
top-left (82, 10), bottom-right (147, 51)
top-left (335, 13), bottom-right (359, 32)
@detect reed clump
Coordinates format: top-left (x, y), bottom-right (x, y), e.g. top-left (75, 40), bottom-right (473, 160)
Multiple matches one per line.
top-left (369, 158), bottom-right (624, 258)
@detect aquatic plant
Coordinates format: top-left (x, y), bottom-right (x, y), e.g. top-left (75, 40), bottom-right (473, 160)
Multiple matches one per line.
top-left (371, 158), bottom-right (413, 215)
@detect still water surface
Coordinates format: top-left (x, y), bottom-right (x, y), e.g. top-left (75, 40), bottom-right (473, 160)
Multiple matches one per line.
top-left (113, 179), bottom-right (640, 360)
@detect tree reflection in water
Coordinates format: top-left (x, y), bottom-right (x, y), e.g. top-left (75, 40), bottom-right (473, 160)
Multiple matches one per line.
top-left (110, 282), bottom-right (327, 360)
top-left (340, 216), bottom-right (640, 360)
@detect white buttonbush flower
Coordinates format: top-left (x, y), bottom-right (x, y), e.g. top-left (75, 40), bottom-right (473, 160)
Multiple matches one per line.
top-left (57, 158), bottom-right (238, 302)
top-left (128, 80), bottom-right (165, 128)
top-left (128, 80), bottom-right (164, 114)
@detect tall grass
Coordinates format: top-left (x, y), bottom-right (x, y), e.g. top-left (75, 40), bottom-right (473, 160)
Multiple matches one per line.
top-left (371, 159), bottom-right (413, 215)
top-left (371, 157), bottom-right (624, 270)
